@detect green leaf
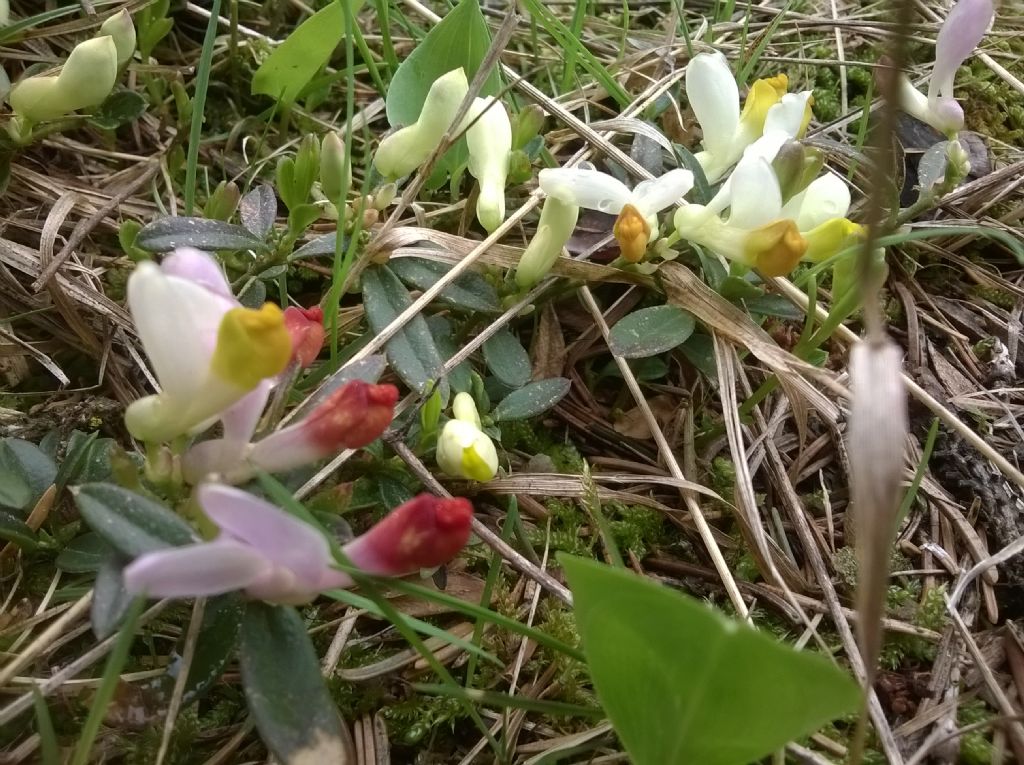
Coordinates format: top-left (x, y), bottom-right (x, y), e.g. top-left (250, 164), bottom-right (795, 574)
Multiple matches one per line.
top-left (290, 232), bottom-right (345, 261)
top-left (427, 316), bottom-right (472, 393)
top-left (184, 594), bottom-right (245, 703)
top-left (56, 533), bottom-right (114, 573)
top-left (240, 602), bottom-right (351, 762)
top-left (252, 1), bottom-right (363, 104)
top-left (385, 0), bottom-right (500, 128)
top-left (54, 431), bottom-right (102, 492)
top-left (482, 328), bottom-right (531, 389)
top-left (0, 469), bottom-right (31, 511)
top-left (87, 90), bottom-right (148, 130)
top-left (73, 483), bottom-right (195, 557)
top-left (91, 555), bottom-right (132, 640)
top-left (718, 275), bottom-right (763, 302)
top-left (390, 257), bottom-right (501, 313)
top-left (490, 378), bottom-right (570, 422)
top-left (239, 184), bottom-right (278, 238)
top-left (744, 294), bottom-right (804, 320)
top-left (560, 555), bottom-right (860, 765)
top-left (362, 265), bottom-right (448, 398)
top-left (607, 305), bottom-right (695, 359)
top-left (135, 217), bottom-right (270, 253)
top-left (0, 510), bottom-right (36, 549)
top-left (0, 438), bottom-right (57, 513)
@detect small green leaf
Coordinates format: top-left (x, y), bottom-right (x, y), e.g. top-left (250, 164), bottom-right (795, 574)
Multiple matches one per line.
top-left (744, 294), bottom-right (804, 320)
top-left (290, 232), bottom-right (345, 261)
top-left (135, 217), bottom-right (270, 253)
top-left (608, 305), bottom-right (695, 359)
top-left (240, 602), bottom-right (351, 763)
top-left (362, 265), bottom-right (448, 398)
top-left (184, 594), bottom-right (245, 703)
top-left (482, 328), bottom-right (531, 389)
top-left (427, 316), bottom-right (472, 393)
top-left (490, 378), bottom-right (570, 422)
top-left (385, 0), bottom-right (500, 128)
top-left (73, 483), bottom-right (195, 557)
top-left (239, 184), bottom-right (278, 238)
top-left (0, 510), bottom-right (36, 549)
top-left (238, 278), bottom-right (267, 309)
top-left (87, 90), bottom-right (148, 130)
top-left (252, 1), bottom-right (363, 104)
top-left (718, 275), bottom-right (763, 302)
top-left (390, 257), bottom-right (501, 313)
top-left (0, 438), bottom-right (57, 513)
top-left (91, 555), bottom-right (132, 640)
top-left (560, 555), bottom-right (860, 765)
top-left (56, 533), bottom-right (114, 573)
top-left (0, 469), bottom-right (31, 510)
top-left (54, 430), bottom-right (109, 492)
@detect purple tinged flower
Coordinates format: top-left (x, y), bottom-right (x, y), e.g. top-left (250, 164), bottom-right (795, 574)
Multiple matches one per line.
top-left (122, 485), bottom-right (474, 605)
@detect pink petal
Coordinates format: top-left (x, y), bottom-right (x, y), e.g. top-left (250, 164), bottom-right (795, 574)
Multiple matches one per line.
top-left (343, 494), bottom-right (473, 576)
top-left (283, 306), bottom-right (326, 368)
top-left (159, 247), bottom-right (235, 300)
top-left (123, 540), bottom-right (269, 598)
top-left (197, 484), bottom-right (333, 586)
top-left (929, 0), bottom-right (993, 100)
top-left (221, 380), bottom-right (271, 443)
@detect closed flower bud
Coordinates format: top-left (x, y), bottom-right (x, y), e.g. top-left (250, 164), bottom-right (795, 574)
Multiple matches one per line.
top-left (373, 182), bottom-right (397, 211)
top-left (99, 9), bottom-right (136, 67)
top-left (204, 180), bottom-right (240, 222)
top-left (344, 494), bottom-right (474, 575)
top-left (466, 97), bottom-right (512, 232)
top-left (246, 380), bottom-right (399, 473)
top-left (514, 196), bottom-right (580, 289)
top-left (10, 36), bottom-right (118, 123)
top-left (513, 104), bottom-right (545, 149)
top-left (772, 141), bottom-right (824, 203)
top-left (283, 305), bottom-right (324, 368)
top-left (320, 131), bottom-right (350, 201)
top-left (436, 394), bottom-right (498, 482)
top-left (374, 68), bottom-right (469, 179)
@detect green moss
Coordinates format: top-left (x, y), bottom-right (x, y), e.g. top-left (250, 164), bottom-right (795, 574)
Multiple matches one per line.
top-left (609, 503), bottom-right (668, 557)
top-left (381, 693), bottom-right (463, 746)
top-left (532, 498), bottom-right (592, 557)
top-left (959, 698), bottom-right (996, 764)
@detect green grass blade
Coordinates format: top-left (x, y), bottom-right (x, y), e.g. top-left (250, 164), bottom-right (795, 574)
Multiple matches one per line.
top-left (184, 0), bottom-right (223, 215)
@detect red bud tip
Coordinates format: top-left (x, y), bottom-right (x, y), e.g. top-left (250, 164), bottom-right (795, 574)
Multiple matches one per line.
top-left (283, 305), bottom-right (326, 368)
top-left (305, 380), bottom-right (399, 451)
top-left (347, 494), bottom-right (473, 574)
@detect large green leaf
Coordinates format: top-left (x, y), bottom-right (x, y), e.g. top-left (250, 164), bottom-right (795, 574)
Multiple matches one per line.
top-left (560, 555), bottom-right (860, 765)
top-left (135, 217), bottom-right (269, 253)
top-left (385, 0), bottom-right (500, 128)
top-left (362, 265), bottom-right (448, 399)
top-left (252, 1), bottom-right (364, 104)
top-left (240, 603), bottom-right (352, 763)
top-left (482, 328), bottom-right (531, 389)
top-left (0, 438), bottom-right (57, 514)
top-left (490, 378), bottom-right (570, 422)
top-left (73, 483), bottom-right (195, 557)
top-left (184, 594), bottom-right (245, 704)
top-left (607, 305), bottom-right (695, 359)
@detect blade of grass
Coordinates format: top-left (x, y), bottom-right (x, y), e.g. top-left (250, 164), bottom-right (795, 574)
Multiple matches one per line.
top-left (70, 597), bottom-right (146, 765)
top-left (184, 0), bottom-right (223, 215)
top-left (32, 688), bottom-right (59, 765)
top-left (896, 417), bottom-right (940, 525)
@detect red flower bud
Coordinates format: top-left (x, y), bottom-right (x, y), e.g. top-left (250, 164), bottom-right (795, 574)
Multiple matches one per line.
top-left (283, 305), bottom-right (325, 368)
top-left (305, 380), bottom-right (399, 451)
top-left (343, 494), bottom-right (473, 575)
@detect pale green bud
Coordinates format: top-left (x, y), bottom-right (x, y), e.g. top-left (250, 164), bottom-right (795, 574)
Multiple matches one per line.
top-left (204, 180), bottom-right (240, 221)
top-left (452, 392), bottom-right (482, 428)
top-left (772, 141), bottom-right (824, 204)
top-left (466, 97), bottom-right (512, 232)
top-left (372, 182), bottom-right (396, 211)
top-left (512, 104), bottom-right (545, 150)
top-left (10, 36), bottom-right (118, 122)
top-left (514, 196), bottom-right (580, 289)
top-left (944, 138), bottom-right (971, 183)
top-left (436, 419), bottom-right (498, 482)
top-left (100, 10), bottom-right (136, 66)
top-left (374, 68), bottom-right (468, 179)
top-left (319, 131), bottom-right (351, 201)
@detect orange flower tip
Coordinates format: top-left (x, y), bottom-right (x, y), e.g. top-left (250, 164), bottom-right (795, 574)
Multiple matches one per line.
top-left (613, 204), bottom-right (651, 264)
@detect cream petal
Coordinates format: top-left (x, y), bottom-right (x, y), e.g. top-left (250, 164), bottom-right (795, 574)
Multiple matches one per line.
top-left (538, 167), bottom-right (632, 214)
top-left (632, 169), bottom-right (695, 214)
top-left (764, 92), bottom-right (812, 138)
top-left (929, 0), bottom-right (993, 101)
top-left (725, 156), bottom-right (782, 230)
top-left (781, 172), bottom-right (851, 232)
top-left (686, 52), bottom-right (740, 161)
top-left (123, 540), bottom-right (269, 598)
top-left (127, 262), bottom-right (232, 398)
top-left (198, 484), bottom-right (333, 587)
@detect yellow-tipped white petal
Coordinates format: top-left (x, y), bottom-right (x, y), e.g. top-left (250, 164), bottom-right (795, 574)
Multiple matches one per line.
top-left (452, 391), bottom-right (482, 428)
top-left (466, 97), bottom-right (512, 232)
top-left (686, 52), bottom-right (739, 161)
top-left (631, 168), bottom-right (694, 214)
top-left (764, 91), bottom-right (813, 138)
top-left (538, 166), bottom-right (632, 214)
top-left (436, 419), bottom-right (498, 482)
top-left (781, 171), bottom-right (851, 232)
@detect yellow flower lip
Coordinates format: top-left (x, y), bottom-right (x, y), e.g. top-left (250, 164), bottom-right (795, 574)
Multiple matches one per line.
top-left (211, 304), bottom-right (292, 389)
top-left (613, 203), bottom-right (651, 264)
top-left (746, 220), bottom-right (808, 277)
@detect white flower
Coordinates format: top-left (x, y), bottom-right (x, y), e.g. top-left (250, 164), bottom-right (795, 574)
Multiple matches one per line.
top-left (900, 0), bottom-right (994, 137)
top-left (436, 393), bottom-right (498, 482)
top-left (466, 96), bottom-right (512, 232)
top-left (514, 195), bottom-right (580, 289)
top-left (125, 249), bottom-right (291, 443)
top-left (538, 164), bottom-right (693, 263)
top-left (9, 36), bottom-right (118, 123)
top-left (673, 154), bottom-right (861, 276)
top-left (685, 52), bottom-right (813, 183)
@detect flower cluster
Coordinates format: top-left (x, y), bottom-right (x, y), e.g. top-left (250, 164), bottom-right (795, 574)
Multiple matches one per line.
top-left (120, 246), bottom-right (474, 605)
